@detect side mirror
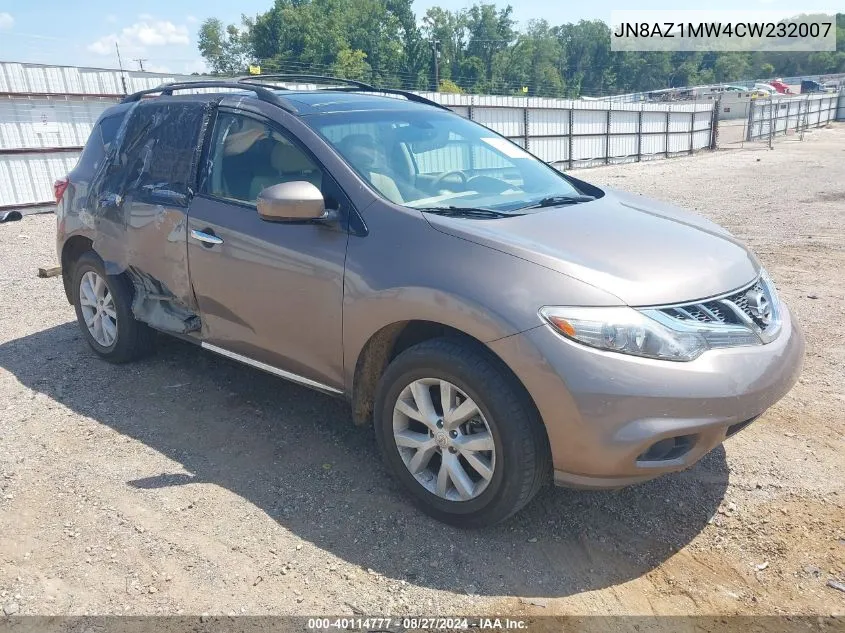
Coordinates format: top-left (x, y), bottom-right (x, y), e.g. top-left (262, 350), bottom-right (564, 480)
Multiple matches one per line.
top-left (257, 181), bottom-right (326, 222)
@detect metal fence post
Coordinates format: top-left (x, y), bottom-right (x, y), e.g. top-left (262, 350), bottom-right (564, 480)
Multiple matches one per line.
top-left (568, 107), bottom-right (574, 171)
top-left (605, 106), bottom-right (612, 165)
top-left (745, 99), bottom-right (755, 142)
top-left (665, 107), bottom-right (671, 158)
top-left (768, 99), bottom-right (774, 149)
top-left (800, 94), bottom-right (809, 141)
top-left (688, 108), bottom-right (695, 154)
top-left (709, 99), bottom-right (720, 150)
top-left (523, 106), bottom-right (530, 152)
top-left (636, 108), bottom-right (643, 162)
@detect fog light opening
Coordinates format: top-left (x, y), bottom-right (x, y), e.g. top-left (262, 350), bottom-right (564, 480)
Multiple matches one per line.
top-left (637, 434), bottom-right (696, 462)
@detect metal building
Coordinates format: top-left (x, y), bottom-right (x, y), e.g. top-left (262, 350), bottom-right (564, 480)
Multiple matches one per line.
top-left (0, 61), bottom-right (200, 213)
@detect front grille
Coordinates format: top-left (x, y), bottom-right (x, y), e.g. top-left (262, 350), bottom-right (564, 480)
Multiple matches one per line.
top-left (659, 277), bottom-right (778, 334)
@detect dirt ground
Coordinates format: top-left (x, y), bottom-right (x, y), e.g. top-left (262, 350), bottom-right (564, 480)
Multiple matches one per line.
top-left (0, 125), bottom-right (843, 619)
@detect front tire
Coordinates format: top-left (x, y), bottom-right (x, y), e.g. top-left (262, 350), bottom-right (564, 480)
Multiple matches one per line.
top-left (72, 251), bottom-right (156, 363)
top-left (374, 338), bottom-right (550, 527)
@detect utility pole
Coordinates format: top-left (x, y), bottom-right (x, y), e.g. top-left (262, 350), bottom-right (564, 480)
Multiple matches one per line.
top-left (133, 58), bottom-right (148, 72)
top-left (432, 39), bottom-right (440, 91)
top-left (115, 42), bottom-right (128, 95)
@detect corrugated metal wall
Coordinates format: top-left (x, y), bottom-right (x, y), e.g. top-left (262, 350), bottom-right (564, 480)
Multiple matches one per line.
top-left (0, 61), bottom-right (204, 210)
top-left (0, 61), bottom-right (716, 211)
top-left (414, 95), bottom-right (714, 170)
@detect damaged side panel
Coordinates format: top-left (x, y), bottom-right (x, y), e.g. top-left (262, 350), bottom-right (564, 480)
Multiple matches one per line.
top-left (79, 98), bottom-right (217, 334)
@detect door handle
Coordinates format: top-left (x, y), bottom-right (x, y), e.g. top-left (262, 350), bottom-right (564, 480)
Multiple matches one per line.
top-left (191, 229), bottom-right (224, 246)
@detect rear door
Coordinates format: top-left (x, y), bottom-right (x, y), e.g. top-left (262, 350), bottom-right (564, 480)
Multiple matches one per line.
top-left (186, 108), bottom-right (350, 391)
top-left (75, 100), bottom-right (210, 325)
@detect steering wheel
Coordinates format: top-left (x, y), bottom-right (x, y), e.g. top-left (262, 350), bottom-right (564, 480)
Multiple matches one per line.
top-left (432, 170), bottom-right (468, 191)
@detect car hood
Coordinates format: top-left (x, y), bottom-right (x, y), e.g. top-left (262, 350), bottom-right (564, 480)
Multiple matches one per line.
top-left (423, 187), bottom-right (760, 306)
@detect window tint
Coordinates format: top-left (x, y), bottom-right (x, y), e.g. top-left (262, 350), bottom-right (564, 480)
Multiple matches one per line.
top-left (205, 112), bottom-right (323, 204)
top-left (75, 112), bottom-right (124, 176)
top-left (99, 114), bottom-right (123, 148)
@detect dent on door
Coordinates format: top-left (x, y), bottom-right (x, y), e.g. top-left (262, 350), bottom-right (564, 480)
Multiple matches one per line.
top-left (78, 100), bottom-right (216, 333)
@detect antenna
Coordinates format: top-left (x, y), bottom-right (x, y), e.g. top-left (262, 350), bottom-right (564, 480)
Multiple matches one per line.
top-left (133, 58), bottom-right (148, 72)
top-left (115, 42), bottom-right (128, 95)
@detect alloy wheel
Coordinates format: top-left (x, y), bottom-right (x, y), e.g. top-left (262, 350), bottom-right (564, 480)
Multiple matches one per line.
top-left (79, 270), bottom-right (118, 348)
top-left (392, 378), bottom-right (496, 502)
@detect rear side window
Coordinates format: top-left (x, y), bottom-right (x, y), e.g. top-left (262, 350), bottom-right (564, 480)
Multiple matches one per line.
top-left (114, 101), bottom-right (213, 205)
top-left (75, 112), bottom-right (125, 177)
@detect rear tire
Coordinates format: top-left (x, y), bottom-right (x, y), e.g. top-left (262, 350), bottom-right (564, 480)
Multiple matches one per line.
top-left (374, 338), bottom-right (550, 527)
top-left (71, 251), bottom-right (156, 363)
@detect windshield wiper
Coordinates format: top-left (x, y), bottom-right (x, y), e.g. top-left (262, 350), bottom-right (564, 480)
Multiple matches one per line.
top-left (516, 194), bottom-right (595, 210)
top-left (418, 206), bottom-right (516, 219)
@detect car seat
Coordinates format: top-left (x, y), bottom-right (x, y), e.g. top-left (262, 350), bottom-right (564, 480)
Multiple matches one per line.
top-left (337, 134), bottom-right (404, 203)
top-left (249, 141), bottom-right (323, 201)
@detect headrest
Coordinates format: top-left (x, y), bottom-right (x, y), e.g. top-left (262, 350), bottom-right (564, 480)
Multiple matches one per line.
top-left (337, 134), bottom-right (380, 169)
top-left (338, 134), bottom-right (377, 152)
top-left (271, 142), bottom-right (315, 173)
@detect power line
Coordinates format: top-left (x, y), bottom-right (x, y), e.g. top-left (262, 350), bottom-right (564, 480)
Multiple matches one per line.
top-left (251, 57), bottom-right (537, 93)
top-left (253, 58), bottom-right (435, 89)
top-left (250, 58), bottom-right (557, 95)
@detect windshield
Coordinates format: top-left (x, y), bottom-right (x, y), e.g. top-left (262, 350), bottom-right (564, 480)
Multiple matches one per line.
top-left (307, 109), bottom-right (590, 214)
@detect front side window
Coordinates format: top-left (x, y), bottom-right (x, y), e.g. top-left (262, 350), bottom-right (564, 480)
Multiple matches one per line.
top-left (205, 112), bottom-right (323, 205)
top-left (308, 109), bottom-right (588, 214)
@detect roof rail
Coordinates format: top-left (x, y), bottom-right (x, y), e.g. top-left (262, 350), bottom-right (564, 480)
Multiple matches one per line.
top-left (121, 81), bottom-right (296, 112)
top-left (239, 74), bottom-right (452, 111)
top-left (237, 74), bottom-right (375, 90)
top-left (361, 87), bottom-right (452, 111)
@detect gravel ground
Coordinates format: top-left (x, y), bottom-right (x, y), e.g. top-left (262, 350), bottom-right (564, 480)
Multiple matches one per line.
top-left (0, 125), bottom-right (843, 618)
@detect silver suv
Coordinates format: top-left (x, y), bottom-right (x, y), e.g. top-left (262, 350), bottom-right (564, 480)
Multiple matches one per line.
top-left (55, 76), bottom-right (804, 527)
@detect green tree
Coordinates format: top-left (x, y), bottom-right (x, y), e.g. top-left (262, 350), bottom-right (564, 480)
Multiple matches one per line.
top-left (438, 78), bottom-right (463, 93)
top-left (555, 20), bottom-right (615, 97)
top-left (198, 18), bottom-right (251, 75)
top-left (197, 5), bottom-right (845, 98)
top-left (713, 53), bottom-right (750, 82)
top-left (422, 7), bottom-right (467, 83)
top-left (465, 4), bottom-right (516, 87)
top-left (333, 48), bottom-right (371, 80)
top-left (495, 20), bottom-right (563, 96)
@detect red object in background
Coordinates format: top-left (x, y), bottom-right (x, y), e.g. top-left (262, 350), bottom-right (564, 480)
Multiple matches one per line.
top-left (769, 80), bottom-right (791, 94)
top-left (53, 177), bottom-right (69, 203)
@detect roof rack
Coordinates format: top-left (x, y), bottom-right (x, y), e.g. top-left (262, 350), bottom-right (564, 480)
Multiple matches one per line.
top-left (237, 74), bottom-right (452, 111)
top-left (121, 81), bottom-right (296, 112)
top-left (238, 74), bottom-right (373, 90)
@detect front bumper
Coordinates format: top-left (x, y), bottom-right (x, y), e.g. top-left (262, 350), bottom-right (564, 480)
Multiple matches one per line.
top-left (488, 302), bottom-right (805, 489)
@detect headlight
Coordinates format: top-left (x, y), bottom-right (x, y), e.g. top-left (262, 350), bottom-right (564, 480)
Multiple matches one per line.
top-left (540, 305), bottom-right (762, 362)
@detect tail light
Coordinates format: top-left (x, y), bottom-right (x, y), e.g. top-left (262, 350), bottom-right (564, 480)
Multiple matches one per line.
top-left (54, 177), bottom-right (69, 203)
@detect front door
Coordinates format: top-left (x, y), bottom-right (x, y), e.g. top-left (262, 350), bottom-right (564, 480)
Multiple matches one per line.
top-left (186, 110), bottom-right (349, 391)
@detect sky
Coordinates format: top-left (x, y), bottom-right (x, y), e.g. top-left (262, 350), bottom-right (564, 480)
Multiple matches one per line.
top-left (0, 0), bottom-right (838, 75)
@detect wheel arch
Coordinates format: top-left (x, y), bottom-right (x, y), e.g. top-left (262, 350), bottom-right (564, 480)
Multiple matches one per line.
top-left (350, 319), bottom-right (545, 439)
top-left (60, 234), bottom-right (94, 304)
